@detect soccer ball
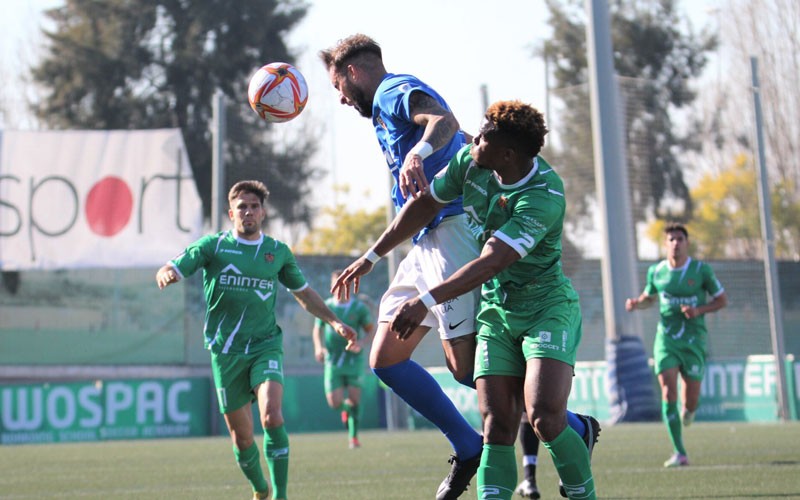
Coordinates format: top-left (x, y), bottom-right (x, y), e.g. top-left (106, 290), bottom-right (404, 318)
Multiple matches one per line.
top-left (248, 62), bottom-right (309, 123)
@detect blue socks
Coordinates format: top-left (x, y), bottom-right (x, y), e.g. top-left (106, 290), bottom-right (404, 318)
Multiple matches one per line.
top-left (374, 359), bottom-right (482, 459)
top-left (567, 410), bottom-right (587, 437)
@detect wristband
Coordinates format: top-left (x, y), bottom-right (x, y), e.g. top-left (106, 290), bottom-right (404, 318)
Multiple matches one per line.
top-left (364, 248), bottom-right (381, 264)
top-left (418, 291), bottom-right (437, 309)
top-left (409, 141), bottom-right (433, 159)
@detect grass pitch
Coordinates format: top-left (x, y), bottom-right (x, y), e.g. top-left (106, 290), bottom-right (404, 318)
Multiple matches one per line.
top-left (1, 421), bottom-right (798, 499)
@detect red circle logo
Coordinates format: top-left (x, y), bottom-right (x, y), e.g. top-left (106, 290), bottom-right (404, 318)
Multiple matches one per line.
top-left (84, 176), bottom-right (133, 237)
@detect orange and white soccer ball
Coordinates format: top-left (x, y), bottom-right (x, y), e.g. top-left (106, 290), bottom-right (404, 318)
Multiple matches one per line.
top-left (247, 62), bottom-right (309, 123)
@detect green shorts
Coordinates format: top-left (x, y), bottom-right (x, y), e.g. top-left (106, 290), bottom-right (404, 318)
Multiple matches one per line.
top-left (653, 333), bottom-right (706, 380)
top-left (324, 363), bottom-right (365, 393)
top-left (473, 292), bottom-right (582, 379)
top-left (211, 347), bottom-right (284, 414)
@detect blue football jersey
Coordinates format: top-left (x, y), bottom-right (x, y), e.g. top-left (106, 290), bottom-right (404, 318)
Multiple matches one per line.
top-left (372, 73), bottom-right (465, 241)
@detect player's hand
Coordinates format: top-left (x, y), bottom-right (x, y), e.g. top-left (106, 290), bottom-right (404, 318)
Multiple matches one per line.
top-left (332, 322), bottom-right (360, 352)
top-left (156, 265), bottom-right (179, 289)
top-left (625, 298), bottom-right (638, 312)
top-left (331, 258), bottom-right (374, 301)
top-left (347, 341), bottom-right (362, 354)
top-left (314, 348), bottom-right (326, 363)
top-left (399, 153), bottom-right (429, 199)
top-left (390, 298), bottom-right (428, 340)
top-left (681, 305), bottom-right (698, 319)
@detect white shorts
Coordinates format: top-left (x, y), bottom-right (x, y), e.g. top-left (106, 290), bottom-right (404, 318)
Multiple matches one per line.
top-left (378, 213), bottom-right (480, 340)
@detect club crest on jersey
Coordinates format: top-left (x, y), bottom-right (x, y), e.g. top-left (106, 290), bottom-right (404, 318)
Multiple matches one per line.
top-left (376, 116), bottom-right (387, 131)
top-left (498, 196), bottom-right (509, 208)
top-left (687, 279), bottom-right (695, 286)
top-left (264, 253), bottom-right (274, 263)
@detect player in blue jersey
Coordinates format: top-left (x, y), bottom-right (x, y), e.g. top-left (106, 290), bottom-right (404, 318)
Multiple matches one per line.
top-left (321, 36), bottom-right (598, 499)
top-left (320, 34), bottom-right (483, 499)
top-left (156, 180), bottom-right (357, 500)
top-left (626, 223), bottom-right (727, 468)
top-left (332, 100), bottom-right (598, 499)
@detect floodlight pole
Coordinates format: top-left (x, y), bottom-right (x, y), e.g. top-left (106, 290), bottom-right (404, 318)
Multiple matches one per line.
top-left (750, 57), bottom-right (790, 421)
top-left (585, 0), bottom-right (640, 342)
top-left (585, 0), bottom-right (658, 422)
top-left (211, 89), bottom-right (226, 232)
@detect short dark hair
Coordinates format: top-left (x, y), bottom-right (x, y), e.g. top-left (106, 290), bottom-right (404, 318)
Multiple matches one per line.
top-left (319, 33), bottom-right (383, 72)
top-left (484, 100), bottom-right (548, 157)
top-left (228, 180), bottom-right (269, 206)
top-left (664, 222), bottom-right (688, 238)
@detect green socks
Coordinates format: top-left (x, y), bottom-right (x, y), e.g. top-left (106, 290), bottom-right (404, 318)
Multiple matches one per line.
top-left (477, 444), bottom-right (517, 499)
top-left (544, 427), bottom-right (596, 499)
top-left (264, 425), bottom-right (290, 499)
top-left (663, 400), bottom-right (686, 455)
top-left (345, 402), bottom-right (359, 439)
top-left (233, 442), bottom-right (269, 495)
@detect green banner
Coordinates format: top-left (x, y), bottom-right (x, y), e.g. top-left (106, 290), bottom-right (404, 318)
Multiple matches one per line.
top-left (425, 356), bottom-right (797, 426)
top-left (0, 378), bottom-right (210, 444)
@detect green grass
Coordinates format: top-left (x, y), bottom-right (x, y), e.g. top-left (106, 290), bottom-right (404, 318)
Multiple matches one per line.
top-left (1, 422), bottom-right (799, 499)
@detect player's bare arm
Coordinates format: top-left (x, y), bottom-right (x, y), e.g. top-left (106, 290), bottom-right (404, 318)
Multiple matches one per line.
top-left (682, 291), bottom-right (728, 319)
top-left (399, 91), bottom-right (460, 198)
top-left (626, 293), bottom-right (656, 311)
top-left (332, 192), bottom-right (444, 301)
top-left (294, 287), bottom-right (359, 350)
top-left (391, 237), bottom-right (521, 340)
top-left (312, 323), bottom-right (326, 363)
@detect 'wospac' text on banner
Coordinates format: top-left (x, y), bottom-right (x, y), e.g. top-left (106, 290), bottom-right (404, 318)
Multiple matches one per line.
top-left (0, 129), bottom-right (203, 270)
top-left (0, 378), bottom-right (210, 444)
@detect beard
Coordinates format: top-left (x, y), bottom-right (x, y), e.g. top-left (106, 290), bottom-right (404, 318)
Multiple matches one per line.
top-left (351, 87), bottom-right (373, 118)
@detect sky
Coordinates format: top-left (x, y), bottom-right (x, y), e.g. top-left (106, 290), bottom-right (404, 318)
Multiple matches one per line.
top-left (1, 0), bottom-right (717, 215)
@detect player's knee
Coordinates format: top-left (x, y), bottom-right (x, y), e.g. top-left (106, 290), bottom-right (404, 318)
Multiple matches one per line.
top-left (261, 411), bottom-right (284, 430)
top-left (481, 411), bottom-right (517, 445)
top-left (454, 371), bottom-right (476, 389)
top-left (528, 409), bottom-right (564, 442)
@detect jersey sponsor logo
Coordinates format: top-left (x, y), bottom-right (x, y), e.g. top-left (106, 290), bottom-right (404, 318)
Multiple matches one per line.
top-left (254, 290), bottom-right (273, 301)
top-left (539, 330), bottom-right (552, 343)
top-left (661, 292), bottom-right (698, 308)
top-left (220, 249), bottom-right (243, 255)
top-left (466, 179), bottom-right (487, 196)
top-left (219, 263), bottom-right (275, 295)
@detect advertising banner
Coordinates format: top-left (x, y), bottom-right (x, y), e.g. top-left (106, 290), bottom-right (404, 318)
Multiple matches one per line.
top-left (0, 129), bottom-right (203, 270)
top-left (0, 378), bottom-right (210, 444)
top-left (427, 355), bottom-right (796, 426)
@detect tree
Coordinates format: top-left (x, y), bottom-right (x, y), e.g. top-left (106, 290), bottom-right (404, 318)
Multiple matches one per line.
top-left (29, 0), bottom-right (318, 226)
top-left (294, 186), bottom-right (389, 255)
top-left (644, 154), bottom-right (800, 259)
top-left (700, 0), bottom-right (800, 259)
top-left (541, 0), bottom-right (715, 234)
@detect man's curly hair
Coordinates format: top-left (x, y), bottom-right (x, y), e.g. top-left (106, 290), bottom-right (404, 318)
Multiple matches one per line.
top-left (484, 100), bottom-right (548, 157)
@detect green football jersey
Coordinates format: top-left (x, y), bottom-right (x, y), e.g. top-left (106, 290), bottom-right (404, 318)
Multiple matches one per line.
top-left (643, 257), bottom-right (724, 342)
top-left (315, 297), bottom-right (372, 367)
top-left (170, 231), bottom-right (307, 355)
top-left (430, 145), bottom-right (573, 301)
